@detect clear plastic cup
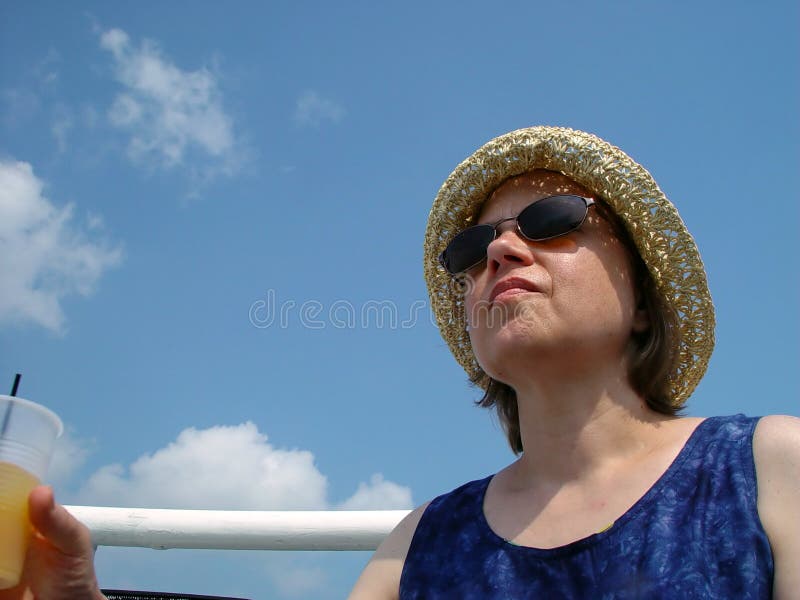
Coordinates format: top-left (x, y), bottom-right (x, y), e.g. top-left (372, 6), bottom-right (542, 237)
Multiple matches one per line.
top-left (0, 395), bottom-right (63, 589)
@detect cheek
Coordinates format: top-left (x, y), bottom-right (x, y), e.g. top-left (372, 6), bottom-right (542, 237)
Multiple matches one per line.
top-left (463, 281), bottom-right (505, 371)
top-left (462, 271), bottom-right (489, 323)
top-left (563, 250), bottom-right (637, 325)
top-left (466, 314), bottom-right (510, 380)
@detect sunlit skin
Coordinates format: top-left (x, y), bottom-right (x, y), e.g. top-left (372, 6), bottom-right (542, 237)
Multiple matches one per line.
top-left (464, 170), bottom-right (649, 413)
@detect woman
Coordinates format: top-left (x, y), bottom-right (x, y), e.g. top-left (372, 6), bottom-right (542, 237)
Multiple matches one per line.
top-left (4, 128), bottom-right (798, 599)
top-left (349, 127), bottom-right (798, 598)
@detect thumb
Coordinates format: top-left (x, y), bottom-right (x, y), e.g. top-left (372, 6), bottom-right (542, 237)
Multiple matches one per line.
top-left (28, 486), bottom-right (94, 556)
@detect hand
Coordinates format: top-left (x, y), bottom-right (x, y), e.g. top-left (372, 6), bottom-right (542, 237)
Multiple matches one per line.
top-left (0, 486), bottom-right (105, 600)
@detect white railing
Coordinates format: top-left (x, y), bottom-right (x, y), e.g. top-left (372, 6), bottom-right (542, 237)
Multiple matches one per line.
top-left (65, 506), bottom-right (410, 551)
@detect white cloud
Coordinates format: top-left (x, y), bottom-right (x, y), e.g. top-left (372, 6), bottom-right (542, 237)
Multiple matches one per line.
top-left (98, 28), bottom-right (237, 171)
top-left (108, 93), bottom-right (142, 127)
top-left (338, 473), bottom-right (414, 510)
top-left (79, 423), bottom-right (327, 509)
top-left (0, 160), bottom-right (123, 332)
top-left (77, 422), bottom-right (412, 512)
top-left (293, 91), bottom-right (345, 127)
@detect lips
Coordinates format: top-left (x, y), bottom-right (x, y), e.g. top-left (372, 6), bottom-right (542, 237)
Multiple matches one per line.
top-left (489, 276), bottom-right (542, 304)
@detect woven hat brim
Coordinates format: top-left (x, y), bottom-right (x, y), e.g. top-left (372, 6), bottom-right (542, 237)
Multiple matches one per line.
top-left (423, 126), bottom-right (715, 406)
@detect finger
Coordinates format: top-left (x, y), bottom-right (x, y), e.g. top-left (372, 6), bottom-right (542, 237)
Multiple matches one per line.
top-left (28, 486), bottom-right (93, 557)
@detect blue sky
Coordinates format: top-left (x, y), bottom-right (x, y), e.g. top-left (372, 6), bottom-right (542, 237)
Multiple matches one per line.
top-left (1, 1), bottom-right (798, 598)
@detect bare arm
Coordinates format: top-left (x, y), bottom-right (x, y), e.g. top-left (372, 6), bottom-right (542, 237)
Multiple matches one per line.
top-left (753, 415), bottom-right (800, 599)
top-left (348, 502), bottom-right (429, 600)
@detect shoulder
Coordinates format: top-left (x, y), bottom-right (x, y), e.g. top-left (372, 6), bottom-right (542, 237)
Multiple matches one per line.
top-left (753, 415), bottom-right (800, 598)
top-left (348, 475), bottom-right (493, 599)
top-left (753, 414), bottom-right (800, 500)
top-left (348, 502), bottom-right (430, 600)
top-left (373, 501), bottom-right (432, 565)
top-left (753, 413), bottom-right (800, 448)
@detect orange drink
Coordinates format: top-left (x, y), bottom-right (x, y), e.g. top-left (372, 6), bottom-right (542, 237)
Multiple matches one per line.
top-left (0, 461), bottom-right (39, 588)
top-left (0, 395), bottom-right (62, 590)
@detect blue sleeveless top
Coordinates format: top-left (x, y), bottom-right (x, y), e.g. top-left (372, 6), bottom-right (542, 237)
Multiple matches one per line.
top-left (400, 415), bottom-right (773, 599)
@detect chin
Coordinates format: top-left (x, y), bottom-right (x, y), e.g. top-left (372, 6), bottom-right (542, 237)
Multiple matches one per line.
top-left (471, 332), bottom-right (542, 380)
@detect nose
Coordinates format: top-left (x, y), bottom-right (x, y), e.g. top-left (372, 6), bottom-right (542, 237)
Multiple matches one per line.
top-left (485, 223), bottom-right (535, 274)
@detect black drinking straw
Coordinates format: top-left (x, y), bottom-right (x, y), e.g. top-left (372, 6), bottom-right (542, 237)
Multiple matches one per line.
top-left (10, 374), bottom-right (20, 396)
top-left (1, 373), bottom-right (21, 436)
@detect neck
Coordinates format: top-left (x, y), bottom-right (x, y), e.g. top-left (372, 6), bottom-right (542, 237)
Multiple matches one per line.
top-left (506, 363), bottom-right (673, 485)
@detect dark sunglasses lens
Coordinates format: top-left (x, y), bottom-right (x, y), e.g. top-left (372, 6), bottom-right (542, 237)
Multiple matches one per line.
top-left (441, 225), bottom-right (495, 274)
top-left (517, 195), bottom-right (588, 240)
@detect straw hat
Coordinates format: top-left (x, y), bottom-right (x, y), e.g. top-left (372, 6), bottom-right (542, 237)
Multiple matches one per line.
top-left (424, 126), bottom-right (714, 406)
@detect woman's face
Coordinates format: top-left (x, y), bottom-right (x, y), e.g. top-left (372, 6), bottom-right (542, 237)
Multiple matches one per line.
top-left (463, 170), bottom-right (648, 384)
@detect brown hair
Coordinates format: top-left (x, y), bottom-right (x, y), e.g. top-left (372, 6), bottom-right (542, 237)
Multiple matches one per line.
top-left (473, 195), bottom-right (682, 454)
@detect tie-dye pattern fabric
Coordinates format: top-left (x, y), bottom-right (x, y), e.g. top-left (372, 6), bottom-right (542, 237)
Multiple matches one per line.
top-left (400, 415), bottom-right (772, 599)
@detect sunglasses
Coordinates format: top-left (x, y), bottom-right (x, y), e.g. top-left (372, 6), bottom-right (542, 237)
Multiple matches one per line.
top-left (439, 194), bottom-right (596, 275)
